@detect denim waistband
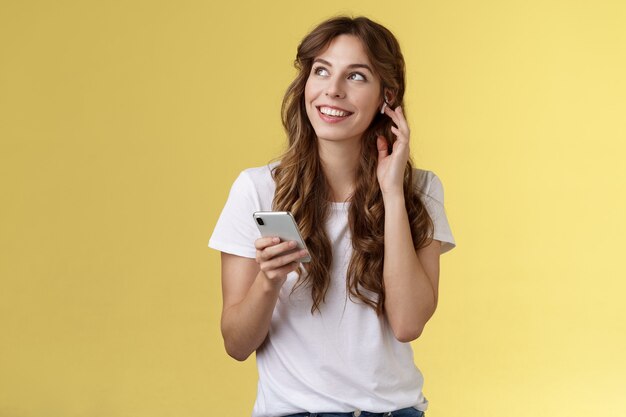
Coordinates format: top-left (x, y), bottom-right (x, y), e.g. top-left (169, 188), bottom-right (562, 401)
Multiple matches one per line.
top-left (281, 406), bottom-right (424, 417)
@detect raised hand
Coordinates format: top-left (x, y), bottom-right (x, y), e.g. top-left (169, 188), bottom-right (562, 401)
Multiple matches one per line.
top-left (376, 105), bottom-right (410, 196)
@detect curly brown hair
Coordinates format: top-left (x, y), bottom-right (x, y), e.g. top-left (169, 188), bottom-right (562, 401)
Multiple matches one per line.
top-left (272, 16), bottom-right (433, 314)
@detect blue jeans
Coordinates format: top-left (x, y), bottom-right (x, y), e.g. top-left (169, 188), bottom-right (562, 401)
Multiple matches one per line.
top-left (281, 407), bottom-right (425, 417)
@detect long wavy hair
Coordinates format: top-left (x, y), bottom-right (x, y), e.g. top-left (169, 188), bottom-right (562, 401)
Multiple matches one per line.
top-left (272, 16), bottom-right (434, 314)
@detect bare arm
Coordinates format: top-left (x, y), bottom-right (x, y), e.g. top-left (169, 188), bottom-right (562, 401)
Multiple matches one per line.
top-left (376, 104), bottom-right (442, 342)
top-left (382, 193), bottom-right (441, 342)
top-left (220, 238), bottom-right (307, 361)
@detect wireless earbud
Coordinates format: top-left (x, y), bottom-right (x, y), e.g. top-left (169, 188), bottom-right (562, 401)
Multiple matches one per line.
top-left (380, 91), bottom-right (392, 114)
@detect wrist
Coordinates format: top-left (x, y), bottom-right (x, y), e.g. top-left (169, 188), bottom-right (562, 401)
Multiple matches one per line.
top-left (258, 270), bottom-right (287, 293)
top-left (381, 189), bottom-right (405, 204)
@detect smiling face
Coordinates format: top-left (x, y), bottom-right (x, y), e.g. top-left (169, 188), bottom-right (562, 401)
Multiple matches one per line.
top-left (304, 34), bottom-right (382, 145)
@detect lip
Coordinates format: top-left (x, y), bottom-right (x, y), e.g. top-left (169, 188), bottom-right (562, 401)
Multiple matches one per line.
top-left (315, 105), bottom-right (354, 124)
top-left (317, 104), bottom-right (353, 113)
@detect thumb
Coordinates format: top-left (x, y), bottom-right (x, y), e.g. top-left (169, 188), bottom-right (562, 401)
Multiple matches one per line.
top-left (377, 136), bottom-right (389, 159)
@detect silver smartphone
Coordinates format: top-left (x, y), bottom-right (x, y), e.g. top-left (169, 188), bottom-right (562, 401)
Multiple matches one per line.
top-left (253, 211), bottom-right (311, 263)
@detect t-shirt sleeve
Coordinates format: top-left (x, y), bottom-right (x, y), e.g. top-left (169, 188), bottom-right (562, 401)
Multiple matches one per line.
top-left (208, 171), bottom-right (261, 259)
top-left (423, 173), bottom-right (456, 254)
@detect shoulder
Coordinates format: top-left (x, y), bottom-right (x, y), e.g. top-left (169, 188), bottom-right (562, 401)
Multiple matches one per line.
top-left (412, 168), bottom-right (445, 204)
top-left (239, 162), bottom-right (277, 183)
top-left (228, 162), bottom-right (278, 211)
top-left (231, 162), bottom-right (277, 192)
top-left (412, 168), bottom-right (456, 253)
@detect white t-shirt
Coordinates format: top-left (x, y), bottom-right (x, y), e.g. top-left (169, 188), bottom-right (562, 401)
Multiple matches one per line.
top-left (209, 163), bottom-right (456, 417)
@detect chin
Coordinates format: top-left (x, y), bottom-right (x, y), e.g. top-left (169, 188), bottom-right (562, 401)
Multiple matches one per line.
top-left (315, 132), bottom-right (354, 142)
top-left (313, 126), bottom-right (365, 142)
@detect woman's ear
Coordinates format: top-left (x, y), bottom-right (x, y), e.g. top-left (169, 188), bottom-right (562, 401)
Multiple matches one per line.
top-left (383, 88), bottom-right (396, 106)
top-left (380, 88), bottom-right (397, 114)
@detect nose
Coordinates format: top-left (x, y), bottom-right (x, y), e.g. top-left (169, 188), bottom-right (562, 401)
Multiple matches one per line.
top-left (324, 77), bottom-right (345, 99)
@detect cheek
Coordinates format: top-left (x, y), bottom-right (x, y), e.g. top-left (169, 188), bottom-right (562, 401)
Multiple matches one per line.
top-left (303, 82), bottom-right (317, 122)
top-left (304, 79), bottom-right (320, 102)
top-left (355, 95), bottom-right (380, 118)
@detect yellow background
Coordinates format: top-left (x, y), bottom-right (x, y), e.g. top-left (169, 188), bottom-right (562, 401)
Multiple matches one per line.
top-left (1, 0), bottom-right (625, 416)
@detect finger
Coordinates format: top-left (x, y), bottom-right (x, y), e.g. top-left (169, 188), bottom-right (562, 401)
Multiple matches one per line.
top-left (261, 240), bottom-right (299, 261)
top-left (255, 236), bottom-right (280, 250)
top-left (382, 105), bottom-right (400, 125)
top-left (264, 261), bottom-right (300, 280)
top-left (390, 126), bottom-right (409, 145)
top-left (383, 105), bottom-right (404, 126)
top-left (377, 136), bottom-right (389, 159)
top-left (389, 127), bottom-right (408, 147)
top-left (392, 138), bottom-right (408, 156)
top-left (394, 106), bottom-right (410, 135)
top-left (384, 106), bottom-right (410, 136)
top-left (256, 240), bottom-right (293, 263)
top-left (262, 249), bottom-right (308, 271)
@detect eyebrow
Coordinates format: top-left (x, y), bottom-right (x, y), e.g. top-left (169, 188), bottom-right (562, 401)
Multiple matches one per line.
top-left (313, 58), bottom-right (374, 73)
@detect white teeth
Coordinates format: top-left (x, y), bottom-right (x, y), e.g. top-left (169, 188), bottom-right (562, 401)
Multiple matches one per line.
top-left (319, 106), bottom-right (350, 117)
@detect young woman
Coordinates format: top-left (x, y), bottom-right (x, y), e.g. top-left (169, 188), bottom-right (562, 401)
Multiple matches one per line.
top-left (209, 16), bottom-right (456, 417)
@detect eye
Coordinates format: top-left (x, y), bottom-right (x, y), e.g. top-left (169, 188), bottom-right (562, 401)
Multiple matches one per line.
top-left (348, 72), bottom-right (367, 81)
top-left (313, 66), bottom-right (329, 77)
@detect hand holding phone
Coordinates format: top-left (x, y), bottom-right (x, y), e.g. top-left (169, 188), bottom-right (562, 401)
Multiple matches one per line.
top-left (253, 211), bottom-right (311, 263)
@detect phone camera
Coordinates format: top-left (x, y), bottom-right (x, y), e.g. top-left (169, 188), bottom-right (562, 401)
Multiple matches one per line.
top-left (256, 217), bottom-right (265, 226)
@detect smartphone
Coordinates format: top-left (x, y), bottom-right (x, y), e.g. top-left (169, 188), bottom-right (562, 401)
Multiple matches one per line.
top-left (253, 211), bottom-right (311, 263)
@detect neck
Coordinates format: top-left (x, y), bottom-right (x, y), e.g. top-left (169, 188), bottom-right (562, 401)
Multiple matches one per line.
top-left (317, 137), bottom-right (361, 202)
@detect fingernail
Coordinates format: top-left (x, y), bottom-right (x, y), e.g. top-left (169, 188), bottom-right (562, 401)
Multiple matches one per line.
top-left (289, 241), bottom-right (297, 248)
top-left (273, 237), bottom-right (280, 243)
